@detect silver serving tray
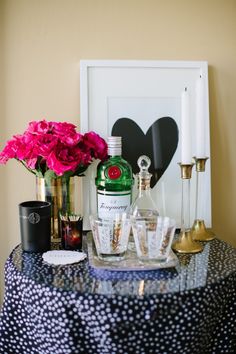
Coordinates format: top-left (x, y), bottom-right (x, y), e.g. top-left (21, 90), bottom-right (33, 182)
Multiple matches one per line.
top-left (87, 232), bottom-right (179, 271)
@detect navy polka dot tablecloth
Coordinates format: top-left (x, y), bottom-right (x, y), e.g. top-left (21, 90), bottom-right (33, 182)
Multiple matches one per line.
top-left (0, 237), bottom-right (236, 354)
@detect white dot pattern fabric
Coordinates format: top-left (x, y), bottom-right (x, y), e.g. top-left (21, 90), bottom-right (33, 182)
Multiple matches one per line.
top-left (0, 238), bottom-right (236, 353)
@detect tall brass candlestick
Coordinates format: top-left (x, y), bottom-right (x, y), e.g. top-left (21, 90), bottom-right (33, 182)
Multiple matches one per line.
top-left (191, 157), bottom-right (215, 241)
top-left (172, 163), bottom-right (203, 254)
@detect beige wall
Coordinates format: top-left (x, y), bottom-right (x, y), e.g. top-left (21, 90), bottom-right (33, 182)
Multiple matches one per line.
top-left (0, 0), bottom-right (236, 303)
top-left (0, 0), bottom-right (6, 304)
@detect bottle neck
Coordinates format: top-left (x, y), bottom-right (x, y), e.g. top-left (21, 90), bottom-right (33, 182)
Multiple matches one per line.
top-left (138, 177), bottom-right (151, 194)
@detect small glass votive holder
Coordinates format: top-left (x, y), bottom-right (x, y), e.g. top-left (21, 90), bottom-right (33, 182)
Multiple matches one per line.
top-left (131, 216), bottom-right (176, 262)
top-left (89, 213), bottom-right (131, 262)
top-left (60, 213), bottom-right (83, 251)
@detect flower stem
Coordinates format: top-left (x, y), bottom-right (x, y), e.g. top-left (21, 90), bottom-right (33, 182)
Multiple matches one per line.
top-left (66, 177), bottom-right (71, 214)
top-left (18, 160), bottom-right (36, 175)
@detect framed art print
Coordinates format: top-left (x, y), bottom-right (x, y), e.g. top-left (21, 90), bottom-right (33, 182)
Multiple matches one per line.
top-left (80, 60), bottom-right (211, 230)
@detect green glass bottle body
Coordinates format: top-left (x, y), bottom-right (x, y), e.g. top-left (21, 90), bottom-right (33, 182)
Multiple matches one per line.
top-left (96, 143), bottom-right (133, 219)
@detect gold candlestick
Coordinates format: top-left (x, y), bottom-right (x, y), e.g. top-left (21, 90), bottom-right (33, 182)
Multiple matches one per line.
top-left (172, 163), bottom-right (203, 254)
top-left (191, 157), bottom-right (215, 242)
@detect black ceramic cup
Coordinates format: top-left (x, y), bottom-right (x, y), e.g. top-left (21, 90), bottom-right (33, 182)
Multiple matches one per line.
top-left (19, 201), bottom-right (51, 252)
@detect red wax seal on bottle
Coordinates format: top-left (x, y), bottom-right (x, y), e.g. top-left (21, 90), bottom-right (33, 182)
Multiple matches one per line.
top-left (107, 166), bottom-right (121, 179)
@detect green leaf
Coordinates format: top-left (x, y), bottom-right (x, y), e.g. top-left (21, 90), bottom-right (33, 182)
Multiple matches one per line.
top-left (44, 169), bottom-right (57, 185)
top-left (35, 170), bottom-right (44, 178)
top-left (74, 165), bottom-right (88, 176)
top-left (62, 170), bottom-right (75, 180)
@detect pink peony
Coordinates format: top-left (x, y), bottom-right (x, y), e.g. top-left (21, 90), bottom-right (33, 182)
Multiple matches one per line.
top-left (46, 143), bottom-right (85, 176)
top-left (26, 120), bottom-right (52, 135)
top-left (51, 122), bottom-right (77, 136)
top-left (0, 135), bottom-right (22, 163)
top-left (60, 132), bottom-right (82, 146)
top-left (82, 132), bottom-right (108, 161)
top-left (15, 133), bottom-right (40, 161)
top-left (33, 133), bottom-right (58, 158)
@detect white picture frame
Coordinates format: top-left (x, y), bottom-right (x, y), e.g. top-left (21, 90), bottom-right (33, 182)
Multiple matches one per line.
top-left (80, 60), bottom-right (211, 230)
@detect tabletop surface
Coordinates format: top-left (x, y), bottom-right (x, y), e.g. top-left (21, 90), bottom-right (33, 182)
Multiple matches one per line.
top-left (10, 236), bottom-right (236, 296)
top-left (1, 236), bottom-right (236, 354)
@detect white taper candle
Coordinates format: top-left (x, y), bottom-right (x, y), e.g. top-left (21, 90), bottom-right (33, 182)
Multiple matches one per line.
top-left (196, 76), bottom-right (206, 158)
top-left (181, 87), bottom-right (192, 164)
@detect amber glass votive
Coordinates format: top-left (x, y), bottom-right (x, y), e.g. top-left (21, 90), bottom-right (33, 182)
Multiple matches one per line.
top-left (60, 213), bottom-right (83, 251)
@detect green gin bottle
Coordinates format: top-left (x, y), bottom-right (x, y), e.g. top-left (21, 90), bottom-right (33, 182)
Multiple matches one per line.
top-left (95, 136), bottom-right (133, 218)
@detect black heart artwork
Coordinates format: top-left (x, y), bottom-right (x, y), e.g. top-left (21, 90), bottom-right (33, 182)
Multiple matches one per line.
top-left (111, 117), bottom-right (179, 188)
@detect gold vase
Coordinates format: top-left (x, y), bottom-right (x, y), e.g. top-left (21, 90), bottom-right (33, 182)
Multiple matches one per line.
top-left (36, 176), bottom-right (75, 241)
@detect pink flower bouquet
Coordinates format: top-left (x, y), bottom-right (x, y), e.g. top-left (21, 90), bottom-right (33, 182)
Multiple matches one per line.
top-left (0, 120), bottom-right (108, 180)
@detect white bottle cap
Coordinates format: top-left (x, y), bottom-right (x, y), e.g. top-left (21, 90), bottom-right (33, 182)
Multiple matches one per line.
top-left (107, 136), bottom-right (122, 156)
